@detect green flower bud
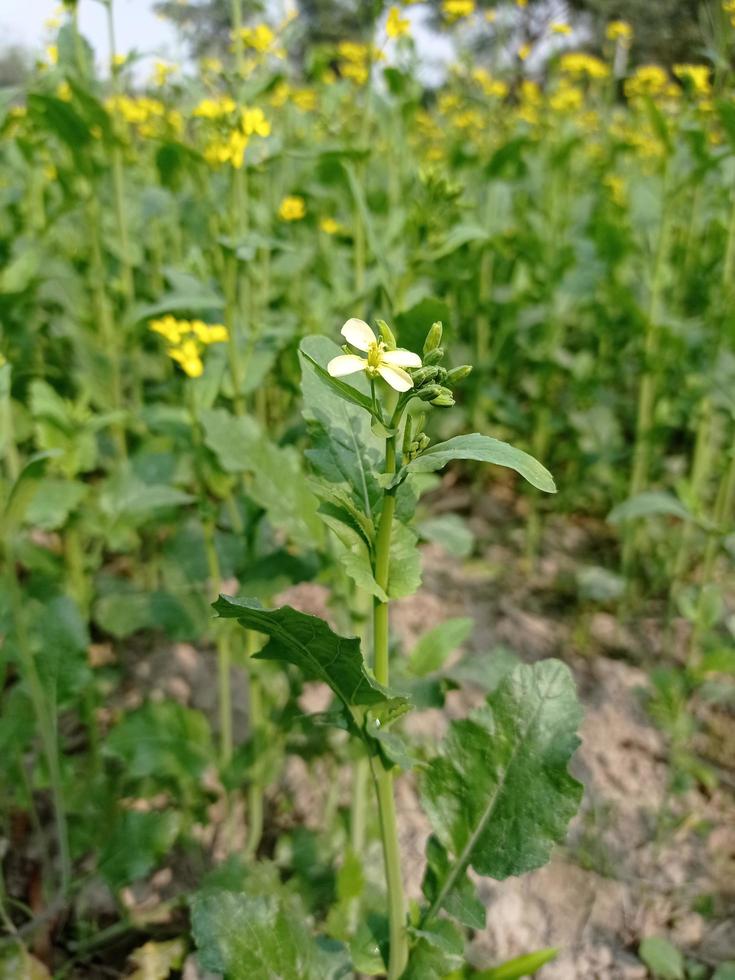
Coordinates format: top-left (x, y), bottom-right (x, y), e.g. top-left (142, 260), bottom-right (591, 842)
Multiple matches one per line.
top-left (424, 347), bottom-right (445, 366)
top-left (431, 387), bottom-right (455, 407)
top-left (447, 364), bottom-right (473, 383)
top-left (411, 365), bottom-right (441, 386)
top-left (376, 319), bottom-right (397, 350)
top-left (417, 384), bottom-right (442, 402)
top-left (423, 321), bottom-right (443, 355)
top-left (417, 433), bottom-right (431, 450)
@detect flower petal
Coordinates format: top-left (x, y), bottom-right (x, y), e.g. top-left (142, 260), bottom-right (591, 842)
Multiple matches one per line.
top-left (378, 364), bottom-right (414, 392)
top-left (382, 347), bottom-right (422, 369)
top-left (327, 354), bottom-right (368, 377)
top-left (341, 318), bottom-right (377, 352)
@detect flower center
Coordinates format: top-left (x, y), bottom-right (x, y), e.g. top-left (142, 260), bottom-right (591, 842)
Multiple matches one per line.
top-left (366, 340), bottom-right (385, 370)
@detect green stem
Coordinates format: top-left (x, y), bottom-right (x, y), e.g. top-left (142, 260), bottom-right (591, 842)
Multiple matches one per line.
top-left (370, 414), bottom-right (407, 979)
top-left (203, 519), bottom-right (233, 767)
top-left (245, 631), bottom-right (264, 858)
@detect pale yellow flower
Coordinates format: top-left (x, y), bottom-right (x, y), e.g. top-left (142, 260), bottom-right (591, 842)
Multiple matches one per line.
top-left (550, 22), bottom-right (571, 35)
top-left (386, 6), bottom-right (410, 38)
top-left (606, 20), bottom-right (633, 43)
top-left (327, 319), bottom-right (421, 392)
top-left (320, 217), bottom-right (340, 234)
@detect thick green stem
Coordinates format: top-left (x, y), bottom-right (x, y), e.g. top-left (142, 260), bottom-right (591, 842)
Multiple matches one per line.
top-left (370, 422), bottom-right (407, 979)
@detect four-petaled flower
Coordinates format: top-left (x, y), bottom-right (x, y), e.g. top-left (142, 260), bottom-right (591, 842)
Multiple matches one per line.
top-left (327, 318), bottom-right (421, 392)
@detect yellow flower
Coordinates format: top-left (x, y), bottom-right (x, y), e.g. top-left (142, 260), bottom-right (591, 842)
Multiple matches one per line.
top-left (153, 61), bottom-right (175, 86)
top-left (241, 106), bottom-right (270, 136)
top-left (549, 81), bottom-right (583, 112)
top-left (169, 340), bottom-right (204, 378)
top-left (472, 67), bottom-right (508, 98)
top-left (673, 64), bottom-right (711, 97)
top-left (292, 88), bottom-right (317, 112)
top-left (327, 319), bottom-right (421, 392)
top-left (149, 315), bottom-right (189, 345)
top-left (386, 6), bottom-right (410, 38)
top-left (279, 196), bottom-right (306, 221)
top-left (193, 96), bottom-right (236, 119)
top-left (624, 65), bottom-right (669, 100)
top-left (111, 53), bottom-right (126, 68)
top-left (442, 0), bottom-right (474, 21)
top-left (236, 24), bottom-right (275, 53)
top-left (516, 0), bottom-right (528, 7)
top-left (200, 57), bottom-right (222, 74)
top-left (518, 42), bottom-right (532, 61)
top-left (46, 44), bottom-right (58, 65)
top-left (606, 20), bottom-right (633, 43)
top-left (320, 217), bottom-right (340, 234)
top-left (191, 320), bottom-right (229, 344)
top-left (56, 81), bottom-right (72, 101)
top-left (604, 174), bottom-right (626, 207)
top-left (550, 22), bottom-right (571, 35)
top-left (559, 52), bottom-right (609, 80)
top-left (485, 9), bottom-right (497, 23)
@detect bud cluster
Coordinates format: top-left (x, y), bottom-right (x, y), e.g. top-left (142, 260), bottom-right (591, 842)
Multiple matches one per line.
top-left (407, 321), bottom-right (472, 410)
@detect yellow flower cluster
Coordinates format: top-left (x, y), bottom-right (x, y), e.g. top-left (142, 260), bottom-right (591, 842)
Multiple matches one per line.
top-left (106, 95), bottom-right (182, 138)
top-left (201, 106), bottom-right (271, 169)
top-left (624, 65), bottom-right (674, 101)
top-left (149, 316), bottom-right (228, 379)
top-left (193, 95), bottom-right (236, 120)
top-left (279, 196), bottom-right (306, 221)
top-left (559, 52), bottom-right (610, 80)
top-left (386, 6), bottom-right (410, 38)
top-left (152, 61), bottom-right (176, 87)
top-left (234, 24), bottom-right (280, 55)
top-left (471, 67), bottom-right (508, 99)
top-left (604, 174), bottom-right (626, 206)
top-left (443, 0), bottom-right (474, 20)
top-left (549, 80), bottom-right (584, 113)
top-left (337, 41), bottom-right (383, 86)
top-left (673, 64), bottom-right (711, 98)
top-left (723, 0), bottom-right (735, 26)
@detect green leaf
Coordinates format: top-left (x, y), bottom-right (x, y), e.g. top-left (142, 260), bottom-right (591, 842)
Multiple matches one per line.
top-left (191, 879), bottom-right (349, 980)
top-left (201, 408), bottom-right (323, 550)
top-left (408, 617), bottom-right (474, 678)
top-left (422, 835), bottom-right (485, 930)
top-left (420, 660), bottom-right (582, 909)
top-left (99, 810), bottom-right (181, 889)
top-left (403, 918), bottom-right (464, 980)
top-left (472, 947), bottom-right (559, 978)
top-left (607, 491), bottom-right (692, 525)
top-left (408, 434), bottom-right (556, 494)
top-left (388, 520), bottom-right (422, 599)
top-left (638, 937), bottom-right (684, 980)
top-left (418, 513), bottom-right (475, 558)
top-left (299, 340), bottom-right (377, 420)
top-left (1, 451), bottom-right (61, 537)
top-left (25, 478), bottom-right (88, 530)
top-left (213, 596), bottom-right (406, 714)
top-left (104, 701), bottom-right (214, 785)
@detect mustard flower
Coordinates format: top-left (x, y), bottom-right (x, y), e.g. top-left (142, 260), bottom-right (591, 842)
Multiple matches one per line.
top-left (386, 6), bottom-right (410, 38)
top-left (327, 319), bottom-right (421, 392)
top-left (279, 196), bottom-right (306, 221)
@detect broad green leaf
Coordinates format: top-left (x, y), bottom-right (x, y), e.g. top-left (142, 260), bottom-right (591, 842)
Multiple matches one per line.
top-left (607, 491), bottom-right (691, 525)
top-left (99, 810), bottom-right (181, 889)
top-left (422, 835), bottom-right (485, 930)
top-left (431, 223), bottom-right (490, 259)
top-left (418, 513), bottom-right (475, 557)
top-left (472, 947), bottom-right (559, 978)
top-left (1, 451), bottom-right (60, 537)
top-left (25, 478), bottom-right (88, 530)
top-left (300, 342), bottom-right (377, 421)
top-left (421, 660), bottom-right (582, 906)
top-left (408, 617), bottom-right (474, 678)
top-left (638, 937), bottom-right (684, 980)
top-left (300, 336), bottom-right (383, 519)
top-left (104, 701), bottom-right (214, 785)
top-left (201, 408), bottom-right (323, 550)
top-left (191, 880), bottom-right (349, 980)
top-left (447, 646), bottom-right (519, 693)
top-left (408, 434), bottom-right (556, 494)
top-left (100, 473), bottom-right (194, 522)
top-left (388, 520), bottom-right (422, 599)
top-left (213, 596), bottom-right (406, 714)
top-left (403, 918), bottom-right (464, 980)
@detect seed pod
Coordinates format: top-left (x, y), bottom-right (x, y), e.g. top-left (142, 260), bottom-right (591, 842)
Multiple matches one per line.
top-left (423, 321), bottom-right (443, 355)
top-left (376, 319), bottom-right (397, 350)
top-left (431, 387), bottom-right (455, 407)
top-left (424, 347), bottom-right (445, 366)
top-left (417, 384), bottom-right (442, 401)
top-left (447, 364), bottom-right (473, 383)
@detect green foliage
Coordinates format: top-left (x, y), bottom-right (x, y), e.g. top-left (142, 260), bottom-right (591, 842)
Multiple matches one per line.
top-left (638, 936), bottom-right (685, 980)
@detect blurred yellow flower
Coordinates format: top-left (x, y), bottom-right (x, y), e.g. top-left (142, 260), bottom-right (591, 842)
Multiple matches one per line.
top-left (485, 9), bottom-right (497, 23)
top-left (518, 42), bottom-right (532, 61)
top-left (442, 0), bottom-right (474, 21)
top-left (559, 52), bottom-right (609, 80)
top-left (46, 45), bottom-right (58, 65)
top-left (673, 64), bottom-right (711, 97)
top-left (56, 81), bottom-right (72, 101)
top-left (279, 195), bottom-right (306, 221)
top-left (604, 174), bottom-right (626, 206)
top-left (153, 61), bottom-right (175, 86)
top-left (169, 340), bottom-right (204, 378)
top-left (241, 106), bottom-right (270, 136)
top-left (320, 217), bottom-right (340, 234)
top-left (200, 56), bottom-right (222, 74)
top-left (550, 22), bottom-right (571, 35)
top-left (292, 88), bottom-right (317, 111)
top-left (111, 53), bottom-right (126, 68)
top-left (516, 0), bottom-right (528, 7)
top-left (387, 6), bottom-right (410, 38)
top-left (606, 20), bottom-right (633, 43)
top-left (236, 24), bottom-right (275, 54)
top-left (472, 67), bottom-right (508, 98)
top-left (193, 96), bottom-right (236, 119)
top-left (624, 65), bottom-right (669, 100)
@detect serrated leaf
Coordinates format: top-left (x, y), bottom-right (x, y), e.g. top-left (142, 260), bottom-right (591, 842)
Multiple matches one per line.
top-left (191, 883), bottom-right (349, 980)
top-left (408, 434), bottom-right (556, 493)
top-left (420, 660), bottom-right (582, 914)
top-left (213, 596), bottom-right (406, 716)
top-left (607, 491), bottom-right (692, 525)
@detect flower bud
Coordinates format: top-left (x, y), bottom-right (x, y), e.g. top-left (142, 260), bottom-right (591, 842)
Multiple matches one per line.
top-left (417, 433), bottom-right (431, 450)
top-left (431, 387), bottom-right (455, 407)
top-left (424, 347), bottom-right (445, 366)
top-left (447, 364), bottom-right (473, 383)
top-left (417, 384), bottom-right (442, 402)
top-left (411, 365), bottom-right (441, 386)
top-left (376, 320), bottom-right (397, 350)
top-left (423, 321), bottom-right (443, 355)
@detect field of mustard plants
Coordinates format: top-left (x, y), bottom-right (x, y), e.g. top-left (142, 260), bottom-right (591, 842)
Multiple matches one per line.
top-left (1, 1), bottom-right (734, 977)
